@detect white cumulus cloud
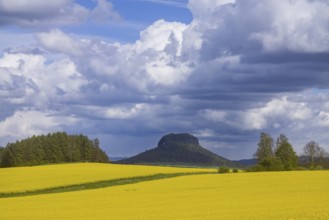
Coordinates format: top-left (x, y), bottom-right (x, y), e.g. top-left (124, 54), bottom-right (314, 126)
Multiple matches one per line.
top-left (2, 0), bottom-right (329, 158)
top-left (0, 110), bottom-right (77, 146)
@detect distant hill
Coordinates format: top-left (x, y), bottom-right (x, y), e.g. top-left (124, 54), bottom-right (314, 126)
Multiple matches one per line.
top-left (298, 156), bottom-right (329, 168)
top-left (117, 133), bottom-right (238, 167)
top-left (110, 157), bottom-right (128, 161)
top-left (233, 158), bottom-right (257, 167)
top-left (0, 132), bottom-right (109, 167)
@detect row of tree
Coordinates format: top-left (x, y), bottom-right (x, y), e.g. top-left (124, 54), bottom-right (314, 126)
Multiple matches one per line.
top-left (254, 132), bottom-right (328, 171)
top-left (0, 132), bottom-right (109, 167)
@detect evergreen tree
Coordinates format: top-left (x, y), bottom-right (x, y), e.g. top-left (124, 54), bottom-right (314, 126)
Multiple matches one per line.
top-left (0, 147), bottom-right (4, 164)
top-left (254, 132), bottom-right (274, 162)
top-left (0, 132), bottom-right (109, 167)
top-left (275, 134), bottom-right (298, 170)
top-left (1, 145), bottom-right (17, 167)
top-left (253, 132), bottom-right (289, 171)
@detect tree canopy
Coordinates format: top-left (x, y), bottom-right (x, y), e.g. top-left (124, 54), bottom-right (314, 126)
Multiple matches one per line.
top-left (254, 132), bottom-right (274, 162)
top-left (303, 141), bottom-right (328, 168)
top-left (253, 133), bottom-right (298, 171)
top-left (275, 134), bottom-right (298, 170)
top-left (0, 132), bottom-right (109, 167)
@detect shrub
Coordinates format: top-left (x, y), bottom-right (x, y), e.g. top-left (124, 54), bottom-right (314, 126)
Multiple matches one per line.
top-left (308, 165), bottom-right (324, 170)
top-left (246, 165), bottom-right (265, 172)
top-left (293, 166), bottom-right (308, 171)
top-left (232, 168), bottom-right (239, 173)
top-left (314, 165), bottom-right (323, 170)
top-left (260, 157), bottom-right (284, 171)
top-left (218, 166), bottom-right (230, 173)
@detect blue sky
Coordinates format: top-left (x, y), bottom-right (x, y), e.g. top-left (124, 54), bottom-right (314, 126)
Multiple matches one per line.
top-left (1, 0), bottom-right (329, 160)
top-left (71, 0), bottom-right (192, 42)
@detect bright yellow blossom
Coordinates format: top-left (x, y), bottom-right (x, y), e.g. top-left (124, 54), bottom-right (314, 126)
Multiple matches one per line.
top-left (1, 167), bottom-right (328, 220)
top-left (0, 163), bottom-right (213, 193)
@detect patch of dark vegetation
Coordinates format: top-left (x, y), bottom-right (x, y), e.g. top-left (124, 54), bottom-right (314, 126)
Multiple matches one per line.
top-left (232, 168), bottom-right (239, 173)
top-left (0, 132), bottom-right (109, 167)
top-left (217, 166), bottom-right (230, 173)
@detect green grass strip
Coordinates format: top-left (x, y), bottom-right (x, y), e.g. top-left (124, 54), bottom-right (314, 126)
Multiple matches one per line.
top-left (0, 172), bottom-right (213, 198)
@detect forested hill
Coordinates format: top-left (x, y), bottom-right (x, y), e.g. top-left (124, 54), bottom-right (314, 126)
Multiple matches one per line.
top-left (0, 132), bottom-right (109, 167)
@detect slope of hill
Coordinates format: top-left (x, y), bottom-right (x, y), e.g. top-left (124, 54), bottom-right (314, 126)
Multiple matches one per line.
top-left (233, 158), bottom-right (258, 167)
top-left (117, 133), bottom-right (237, 167)
top-left (298, 156), bottom-right (329, 168)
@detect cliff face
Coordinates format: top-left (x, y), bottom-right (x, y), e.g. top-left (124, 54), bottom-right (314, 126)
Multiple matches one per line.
top-left (117, 133), bottom-right (237, 167)
top-left (157, 133), bottom-right (199, 150)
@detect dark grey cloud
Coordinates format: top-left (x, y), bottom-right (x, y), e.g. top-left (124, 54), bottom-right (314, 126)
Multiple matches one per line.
top-left (0, 0), bottom-right (120, 28)
top-left (242, 52), bottom-right (329, 64)
top-left (1, 0), bottom-right (329, 159)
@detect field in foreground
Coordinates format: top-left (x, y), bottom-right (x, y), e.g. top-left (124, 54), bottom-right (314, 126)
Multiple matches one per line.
top-left (0, 165), bottom-right (329, 219)
top-left (0, 163), bottom-right (213, 193)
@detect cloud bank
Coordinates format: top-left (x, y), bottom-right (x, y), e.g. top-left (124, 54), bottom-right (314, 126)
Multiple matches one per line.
top-left (1, 0), bottom-right (329, 159)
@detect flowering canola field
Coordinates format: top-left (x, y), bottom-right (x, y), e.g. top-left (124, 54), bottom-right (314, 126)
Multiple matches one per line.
top-left (0, 163), bottom-right (213, 193)
top-left (1, 166), bottom-right (329, 220)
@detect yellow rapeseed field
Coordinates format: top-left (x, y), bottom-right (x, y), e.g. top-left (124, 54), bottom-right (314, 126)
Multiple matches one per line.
top-left (1, 169), bottom-right (329, 219)
top-left (0, 163), bottom-right (213, 193)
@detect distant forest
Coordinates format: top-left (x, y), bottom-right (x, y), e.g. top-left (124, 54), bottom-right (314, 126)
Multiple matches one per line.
top-left (0, 132), bottom-right (109, 167)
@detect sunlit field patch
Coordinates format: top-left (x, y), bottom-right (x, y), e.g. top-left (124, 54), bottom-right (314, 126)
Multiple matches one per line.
top-left (1, 170), bottom-right (328, 219)
top-left (0, 163), bottom-right (214, 193)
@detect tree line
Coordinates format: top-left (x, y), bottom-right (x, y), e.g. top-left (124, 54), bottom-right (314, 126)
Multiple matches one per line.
top-left (252, 132), bottom-right (329, 171)
top-left (0, 132), bottom-right (109, 167)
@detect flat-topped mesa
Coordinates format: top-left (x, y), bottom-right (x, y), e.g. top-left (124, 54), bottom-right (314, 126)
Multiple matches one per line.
top-left (158, 133), bottom-right (200, 149)
top-left (116, 132), bottom-right (238, 167)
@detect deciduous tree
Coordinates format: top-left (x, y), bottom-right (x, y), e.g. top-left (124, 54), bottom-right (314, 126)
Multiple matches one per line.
top-left (303, 141), bottom-right (319, 168)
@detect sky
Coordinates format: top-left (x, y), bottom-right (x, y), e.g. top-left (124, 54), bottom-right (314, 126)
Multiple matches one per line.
top-left (1, 0), bottom-right (329, 160)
